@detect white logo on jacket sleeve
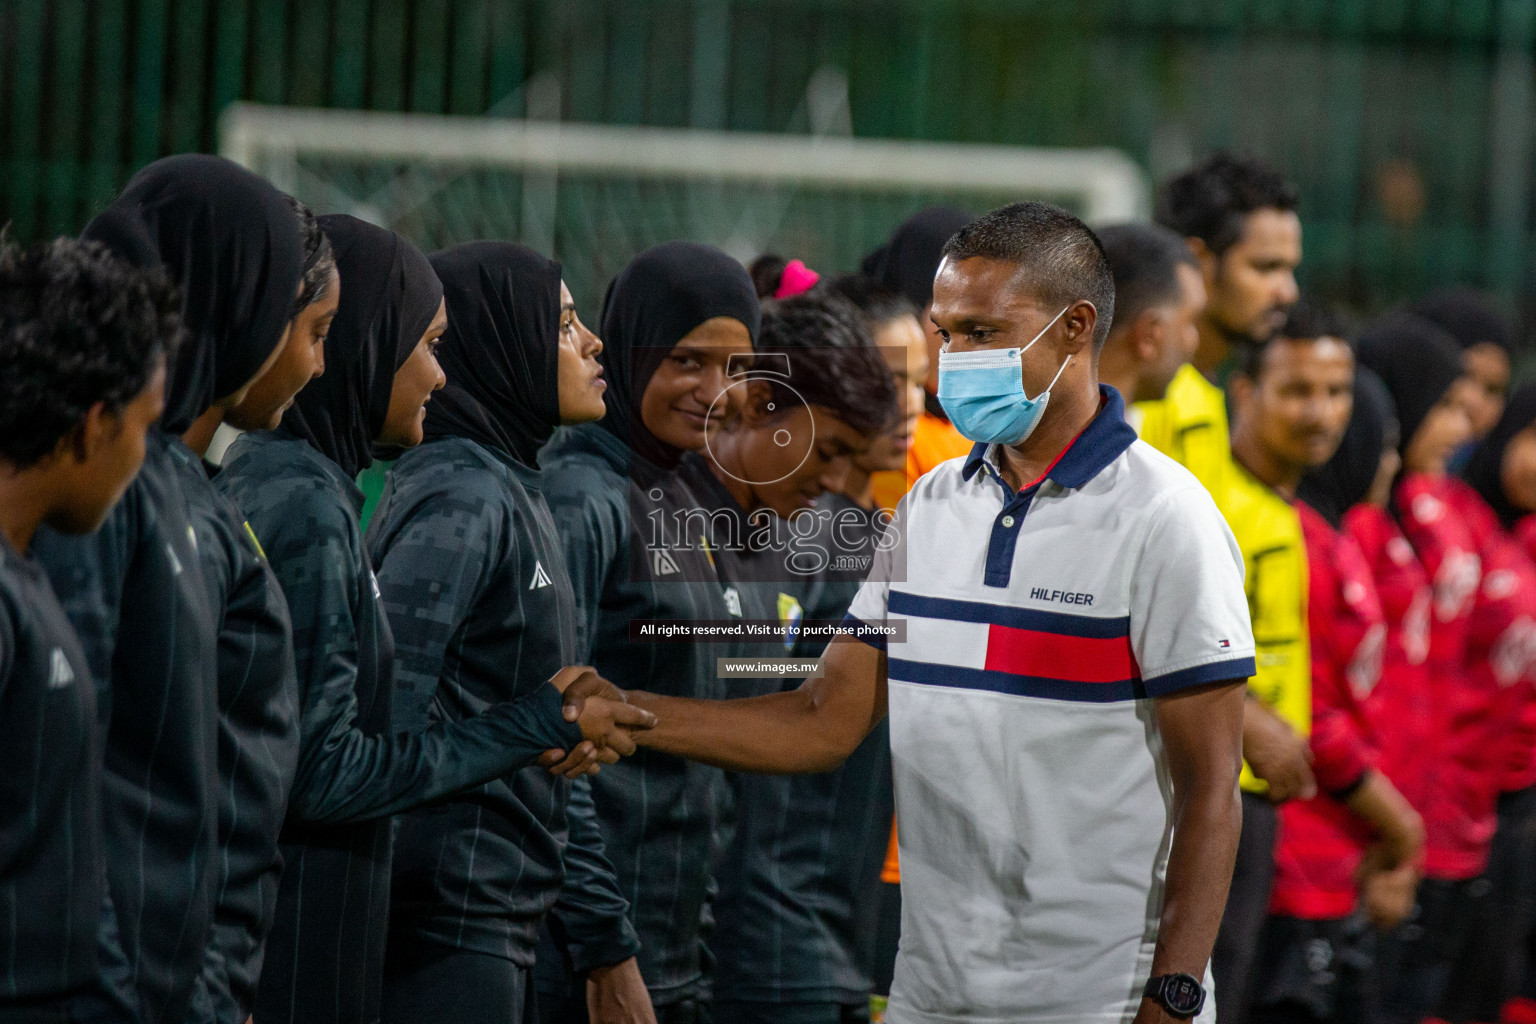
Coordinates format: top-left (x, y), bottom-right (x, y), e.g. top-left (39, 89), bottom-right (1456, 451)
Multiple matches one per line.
top-left (529, 561), bottom-right (553, 590)
top-left (47, 647), bottom-right (76, 689)
top-left (1434, 551), bottom-right (1481, 622)
top-left (1348, 624), bottom-right (1386, 699)
top-left (1491, 617), bottom-right (1536, 687)
top-left (651, 549), bottom-right (680, 576)
top-left (1412, 493), bottom-right (1445, 525)
top-left (1402, 587), bottom-right (1431, 665)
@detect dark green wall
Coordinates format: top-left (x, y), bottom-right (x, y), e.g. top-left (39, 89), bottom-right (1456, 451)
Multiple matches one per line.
top-left (3, 0), bottom-right (1533, 318)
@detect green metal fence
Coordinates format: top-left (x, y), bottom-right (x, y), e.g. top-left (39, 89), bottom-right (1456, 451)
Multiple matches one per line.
top-left (3, 0), bottom-right (1533, 319)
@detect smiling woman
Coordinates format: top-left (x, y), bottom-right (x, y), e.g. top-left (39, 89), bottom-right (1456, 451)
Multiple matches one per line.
top-left (535, 241), bottom-right (763, 1017)
top-left (702, 292), bottom-right (898, 519)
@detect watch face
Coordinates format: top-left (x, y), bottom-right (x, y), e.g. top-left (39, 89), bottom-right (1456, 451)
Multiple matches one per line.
top-left (1164, 974), bottom-right (1204, 1015)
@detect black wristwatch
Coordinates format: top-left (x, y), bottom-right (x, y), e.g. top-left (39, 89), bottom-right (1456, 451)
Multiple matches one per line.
top-left (1143, 973), bottom-right (1206, 1019)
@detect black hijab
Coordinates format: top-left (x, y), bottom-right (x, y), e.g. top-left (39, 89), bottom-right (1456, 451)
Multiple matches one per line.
top-left (1408, 288), bottom-right (1514, 354)
top-left (859, 206), bottom-right (974, 311)
top-left (82, 154), bottom-right (303, 434)
top-left (424, 242), bottom-right (564, 468)
top-left (281, 215), bottom-right (442, 479)
top-left (1297, 367), bottom-right (1395, 528)
top-left (1354, 312), bottom-right (1465, 453)
top-left (598, 242), bottom-right (761, 470)
top-left (1464, 382), bottom-right (1536, 528)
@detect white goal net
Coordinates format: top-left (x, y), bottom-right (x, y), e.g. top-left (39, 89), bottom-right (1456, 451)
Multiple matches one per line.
top-left (219, 100), bottom-right (1150, 314)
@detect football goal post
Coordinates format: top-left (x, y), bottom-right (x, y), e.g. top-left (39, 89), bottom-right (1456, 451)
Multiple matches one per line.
top-left (219, 101), bottom-right (1150, 315)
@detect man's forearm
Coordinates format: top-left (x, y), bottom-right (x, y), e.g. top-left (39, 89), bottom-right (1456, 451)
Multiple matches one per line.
top-left (1345, 770), bottom-right (1425, 868)
top-left (628, 684), bottom-right (862, 774)
top-left (1150, 779), bottom-right (1242, 979)
top-left (628, 636), bottom-right (886, 773)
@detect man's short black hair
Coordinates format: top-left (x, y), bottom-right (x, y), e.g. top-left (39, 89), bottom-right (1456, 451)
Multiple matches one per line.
top-left (755, 291), bottom-right (898, 437)
top-left (0, 237), bottom-right (183, 467)
top-left (1097, 223), bottom-right (1198, 336)
top-left (1238, 301), bottom-right (1347, 380)
top-left (288, 195), bottom-right (336, 319)
top-left (1156, 153), bottom-right (1300, 256)
top-left (820, 273), bottom-right (919, 331)
top-left (940, 201), bottom-right (1116, 351)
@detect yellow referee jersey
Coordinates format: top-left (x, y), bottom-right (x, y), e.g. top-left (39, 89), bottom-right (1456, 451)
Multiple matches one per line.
top-left (1220, 460), bottom-right (1311, 794)
top-left (1133, 363), bottom-right (1232, 497)
top-left (1132, 364), bottom-right (1309, 796)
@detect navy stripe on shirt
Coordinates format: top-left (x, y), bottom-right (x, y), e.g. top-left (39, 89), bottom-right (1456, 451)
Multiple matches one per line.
top-left (887, 657), bottom-right (1143, 703)
top-left (886, 590), bottom-right (1131, 638)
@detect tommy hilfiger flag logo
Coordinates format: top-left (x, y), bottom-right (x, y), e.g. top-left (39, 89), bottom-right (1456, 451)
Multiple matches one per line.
top-left (529, 562), bottom-right (553, 590)
top-left (1218, 639), bottom-right (1231, 649)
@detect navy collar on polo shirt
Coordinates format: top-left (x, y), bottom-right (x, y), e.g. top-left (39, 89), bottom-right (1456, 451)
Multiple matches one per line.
top-left (961, 384), bottom-right (1138, 493)
top-left (957, 385), bottom-right (1139, 589)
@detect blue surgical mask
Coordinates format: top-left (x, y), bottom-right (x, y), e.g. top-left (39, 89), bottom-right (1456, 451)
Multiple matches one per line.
top-left (937, 304), bottom-right (1073, 446)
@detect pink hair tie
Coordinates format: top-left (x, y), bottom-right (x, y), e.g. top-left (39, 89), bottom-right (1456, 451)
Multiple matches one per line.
top-left (774, 259), bottom-right (821, 299)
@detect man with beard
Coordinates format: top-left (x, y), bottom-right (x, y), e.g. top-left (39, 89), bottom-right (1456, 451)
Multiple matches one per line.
top-left (1142, 153), bottom-right (1302, 492)
top-left (1144, 158), bottom-right (1311, 1024)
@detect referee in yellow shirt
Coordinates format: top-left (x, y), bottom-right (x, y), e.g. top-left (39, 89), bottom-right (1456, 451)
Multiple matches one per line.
top-left (1132, 155), bottom-right (1317, 1024)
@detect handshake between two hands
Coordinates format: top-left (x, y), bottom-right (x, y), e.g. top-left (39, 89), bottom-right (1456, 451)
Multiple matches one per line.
top-left (537, 666), bottom-right (658, 779)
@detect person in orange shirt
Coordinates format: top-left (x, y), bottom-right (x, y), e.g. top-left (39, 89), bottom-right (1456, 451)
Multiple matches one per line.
top-left (862, 207), bottom-right (975, 494)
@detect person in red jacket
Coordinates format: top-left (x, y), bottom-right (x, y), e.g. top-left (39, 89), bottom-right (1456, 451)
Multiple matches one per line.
top-left (1355, 314), bottom-right (1488, 1024)
top-left (1455, 383), bottom-right (1536, 1024)
top-left (1256, 367), bottom-right (1425, 1024)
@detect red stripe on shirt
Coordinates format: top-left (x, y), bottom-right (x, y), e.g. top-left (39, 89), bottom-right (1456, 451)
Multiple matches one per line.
top-left (984, 623), bottom-right (1139, 683)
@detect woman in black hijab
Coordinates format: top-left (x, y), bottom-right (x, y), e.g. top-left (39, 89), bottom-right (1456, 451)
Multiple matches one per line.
top-left (1456, 382), bottom-right (1536, 1020)
top-left (1299, 368), bottom-right (1396, 527)
top-left (218, 218), bottom-right (613, 1024)
top-left (1356, 313), bottom-right (1472, 488)
top-left (1464, 383), bottom-right (1536, 531)
top-left (536, 242), bottom-right (760, 1022)
top-left (1358, 313), bottom-right (1525, 1024)
top-left (32, 153), bottom-right (304, 1024)
top-left (369, 241), bottom-right (654, 1024)
top-left (1410, 288), bottom-right (1515, 445)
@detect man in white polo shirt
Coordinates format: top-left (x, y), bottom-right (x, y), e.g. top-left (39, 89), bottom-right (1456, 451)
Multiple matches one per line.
top-left (618, 202), bottom-right (1253, 1024)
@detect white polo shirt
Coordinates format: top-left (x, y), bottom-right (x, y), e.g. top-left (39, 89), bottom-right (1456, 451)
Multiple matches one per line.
top-left (847, 386), bottom-right (1254, 1024)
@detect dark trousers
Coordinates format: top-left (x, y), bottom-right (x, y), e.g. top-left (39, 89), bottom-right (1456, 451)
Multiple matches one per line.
top-left (1213, 793), bottom-right (1278, 1024)
top-left (711, 1002), bottom-right (870, 1024)
top-left (872, 882), bottom-right (901, 998)
top-left (380, 936), bottom-right (536, 1024)
top-left (1250, 914), bottom-right (1377, 1024)
top-left (1376, 876), bottom-right (1488, 1024)
top-left (1441, 785), bottom-right (1536, 1021)
top-left (0, 991), bottom-right (130, 1024)
top-left (537, 993), bottom-right (706, 1024)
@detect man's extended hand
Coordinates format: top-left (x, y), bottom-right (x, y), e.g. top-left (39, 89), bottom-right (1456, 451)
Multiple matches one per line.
top-left (586, 957), bottom-right (657, 1024)
top-left (1356, 840), bottom-right (1420, 931)
top-left (535, 667), bottom-right (656, 779)
top-left (1242, 699), bottom-right (1316, 803)
top-left (1359, 857), bottom-right (1418, 931)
